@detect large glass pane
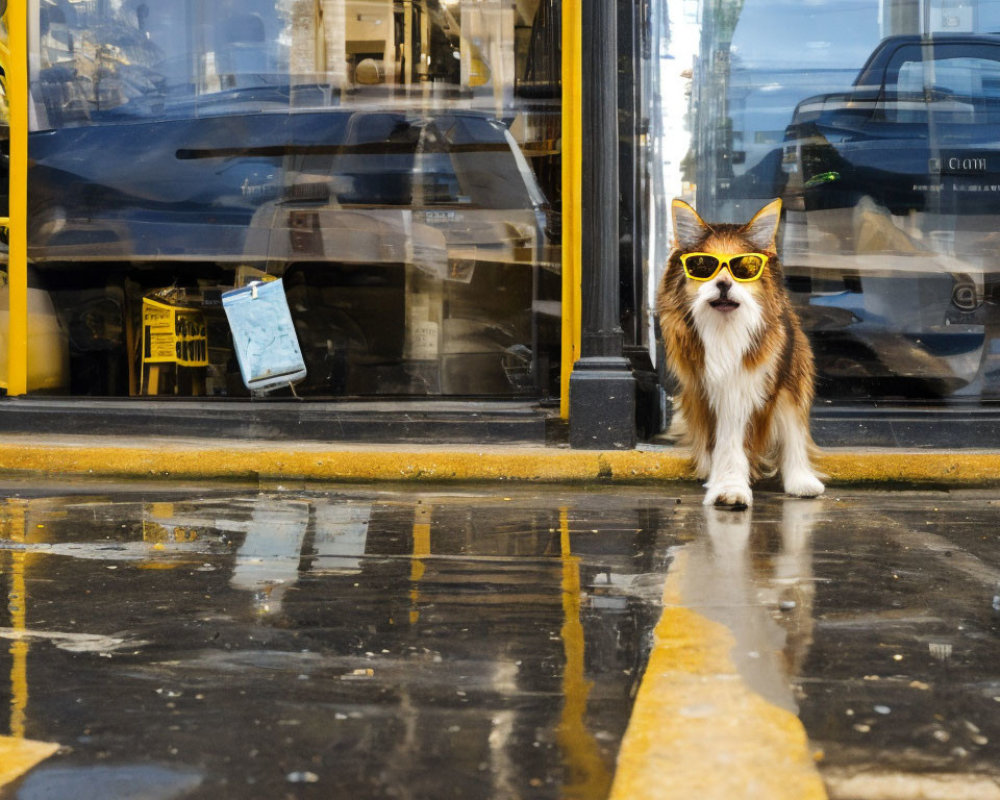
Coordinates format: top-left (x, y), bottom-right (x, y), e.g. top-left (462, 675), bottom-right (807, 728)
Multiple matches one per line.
top-left (652, 0), bottom-right (1000, 404)
top-left (16, 0), bottom-right (561, 398)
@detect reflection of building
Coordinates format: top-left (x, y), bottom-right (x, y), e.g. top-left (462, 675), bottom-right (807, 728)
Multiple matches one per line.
top-left (10, 0), bottom-right (597, 412)
top-left (686, 0), bottom-right (1000, 407)
top-left (3, 0), bottom-right (999, 444)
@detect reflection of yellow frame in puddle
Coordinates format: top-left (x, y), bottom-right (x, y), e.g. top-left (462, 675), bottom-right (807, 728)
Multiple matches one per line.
top-left (1, 501), bottom-right (60, 789)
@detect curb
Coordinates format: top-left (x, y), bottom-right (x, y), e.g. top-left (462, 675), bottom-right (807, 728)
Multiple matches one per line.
top-left (0, 438), bottom-right (996, 484)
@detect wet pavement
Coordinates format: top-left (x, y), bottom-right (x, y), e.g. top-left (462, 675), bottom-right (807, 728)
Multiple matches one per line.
top-left (0, 479), bottom-right (998, 799)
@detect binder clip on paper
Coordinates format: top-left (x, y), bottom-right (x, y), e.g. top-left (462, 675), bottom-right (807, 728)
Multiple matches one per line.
top-left (222, 279), bottom-right (306, 395)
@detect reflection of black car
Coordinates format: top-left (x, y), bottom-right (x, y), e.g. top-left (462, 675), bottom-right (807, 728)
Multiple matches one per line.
top-left (718, 0), bottom-right (879, 216)
top-left (12, 91), bottom-right (558, 398)
top-left (23, 95), bottom-right (550, 266)
top-left (778, 34), bottom-right (1000, 399)
top-left (782, 33), bottom-right (1000, 217)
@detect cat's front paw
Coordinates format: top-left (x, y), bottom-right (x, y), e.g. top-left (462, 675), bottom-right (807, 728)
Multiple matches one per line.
top-left (783, 471), bottom-right (825, 498)
top-left (704, 480), bottom-right (753, 510)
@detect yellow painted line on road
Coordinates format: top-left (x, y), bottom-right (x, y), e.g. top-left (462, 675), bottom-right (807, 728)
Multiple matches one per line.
top-left (0, 736), bottom-right (59, 788)
top-left (609, 550), bottom-right (827, 800)
top-left (0, 438), bottom-right (995, 485)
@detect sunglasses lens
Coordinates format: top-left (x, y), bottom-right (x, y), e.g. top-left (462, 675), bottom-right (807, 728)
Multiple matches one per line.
top-left (730, 254), bottom-right (765, 280)
top-left (684, 255), bottom-right (720, 279)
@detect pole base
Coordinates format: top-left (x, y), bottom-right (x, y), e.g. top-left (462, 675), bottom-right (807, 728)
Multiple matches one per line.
top-left (568, 357), bottom-right (637, 449)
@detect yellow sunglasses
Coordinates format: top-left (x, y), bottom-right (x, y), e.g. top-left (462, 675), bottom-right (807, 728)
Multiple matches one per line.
top-left (679, 252), bottom-right (769, 282)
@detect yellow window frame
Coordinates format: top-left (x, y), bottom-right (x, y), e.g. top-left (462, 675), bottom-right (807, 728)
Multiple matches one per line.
top-left (1, 0), bottom-right (28, 396)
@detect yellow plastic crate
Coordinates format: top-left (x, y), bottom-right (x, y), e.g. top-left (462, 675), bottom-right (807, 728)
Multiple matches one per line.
top-left (142, 297), bottom-right (208, 367)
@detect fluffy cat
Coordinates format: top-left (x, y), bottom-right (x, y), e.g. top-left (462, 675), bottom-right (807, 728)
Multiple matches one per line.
top-left (656, 198), bottom-right (824, 508)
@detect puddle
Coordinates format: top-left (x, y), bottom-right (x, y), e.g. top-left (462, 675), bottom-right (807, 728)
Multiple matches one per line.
top-left (0, 483), bottom-right (674, 799)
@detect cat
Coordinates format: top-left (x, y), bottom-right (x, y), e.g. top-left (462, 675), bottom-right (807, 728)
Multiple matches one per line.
top-left (656, 198), bottom-right (824, 509)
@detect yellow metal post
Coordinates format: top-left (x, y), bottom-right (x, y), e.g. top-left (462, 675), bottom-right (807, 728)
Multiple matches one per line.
top-left (560, 2), bottom-right (582, 418)
top-left (3, 0), bottom-right (29, 396)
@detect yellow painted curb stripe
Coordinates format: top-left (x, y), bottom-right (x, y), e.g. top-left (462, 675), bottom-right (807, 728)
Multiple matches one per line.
top-left (817, 450), bottom-right (1000, 484)
top-left (0, 442), bottom-right (693, 482)
top-left (0, 441), bottom-right (995, 484)
top-left (0, 737), bottom-right (59, 788)
top-left (608, 551), bottom-right (827, 800)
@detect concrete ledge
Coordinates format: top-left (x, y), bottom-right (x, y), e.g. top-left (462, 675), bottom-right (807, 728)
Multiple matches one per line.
top-left (0, 435), bottom-right (996, 485)
top-left (817, 450), bottom-right (1000, 485)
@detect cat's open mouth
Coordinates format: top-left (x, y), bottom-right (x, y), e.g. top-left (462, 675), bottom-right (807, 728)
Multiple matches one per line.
top-left (709, 299), bottom-right (740, 312)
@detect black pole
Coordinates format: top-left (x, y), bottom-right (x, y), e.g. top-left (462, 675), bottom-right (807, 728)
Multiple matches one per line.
top-left (569, 0), bottom-right (636, 449)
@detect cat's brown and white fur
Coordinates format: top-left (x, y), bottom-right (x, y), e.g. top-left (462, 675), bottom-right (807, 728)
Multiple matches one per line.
top-left (656, 198), bottom-right (824, 508)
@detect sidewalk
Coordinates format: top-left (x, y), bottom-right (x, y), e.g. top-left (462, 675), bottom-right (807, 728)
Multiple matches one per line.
top-left (1, 479), bottom-right (999, 799)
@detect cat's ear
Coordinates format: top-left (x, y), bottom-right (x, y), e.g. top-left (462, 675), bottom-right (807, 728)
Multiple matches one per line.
top-left (742, 198), bottom-right (782, 251)
top-left (671, 199), bottom-right (712, 250)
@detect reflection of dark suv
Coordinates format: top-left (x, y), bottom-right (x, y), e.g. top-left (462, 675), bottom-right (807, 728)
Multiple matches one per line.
top-left (782, 33), bottom-right (1000, 218)
top-left (778, 34), bottom-right (1000, 399)
top-left (24, 98), bottom-right (550, 266)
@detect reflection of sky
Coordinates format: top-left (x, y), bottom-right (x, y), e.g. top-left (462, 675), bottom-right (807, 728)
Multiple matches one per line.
top-left (977, 0), bottom-right (1000, 30)
top-left (652, 0), bottom-right (884, 234)
top-left (648, 7), bottom-right (701, 353)
top-left (729, 0), bottom-right (881, 72)
top-left (728, 1), bottom-right (882, 178)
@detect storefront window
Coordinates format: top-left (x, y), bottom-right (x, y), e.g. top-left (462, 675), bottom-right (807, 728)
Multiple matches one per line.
top-left (19, 0), bottom-right (561, 398)
top-left (652, 0), bottom-right (1000, 403)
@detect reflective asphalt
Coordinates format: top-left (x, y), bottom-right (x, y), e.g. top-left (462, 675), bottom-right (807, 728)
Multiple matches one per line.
top-left (0, 478), bottom-right (998, 799)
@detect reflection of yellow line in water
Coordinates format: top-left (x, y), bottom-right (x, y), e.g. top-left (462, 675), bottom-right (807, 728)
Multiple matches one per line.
top-left (8, 553), bottom-right (28, 739)
top-left (557, 509), bottom-right (611, 800)
top-left (10, 553), bottom-right (28, 739)
top-left (7, 501), bottom-right (29, 739)
top-left (409, 505), bottom-right (432, 625)
top-left (608, 550), bottom-right (827, 800)
top-left (2, 501), bottom-right (59, 786)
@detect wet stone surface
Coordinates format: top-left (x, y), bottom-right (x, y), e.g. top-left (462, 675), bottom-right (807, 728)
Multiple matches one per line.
top-left (679, 491), bottom-right (1000, 797)
top-left (1, 480), bottom-right (1000, 798)
top-left (796, 492), bottom-right (1000, 797)
top-left (0, 481), bottom-right (672, 800)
